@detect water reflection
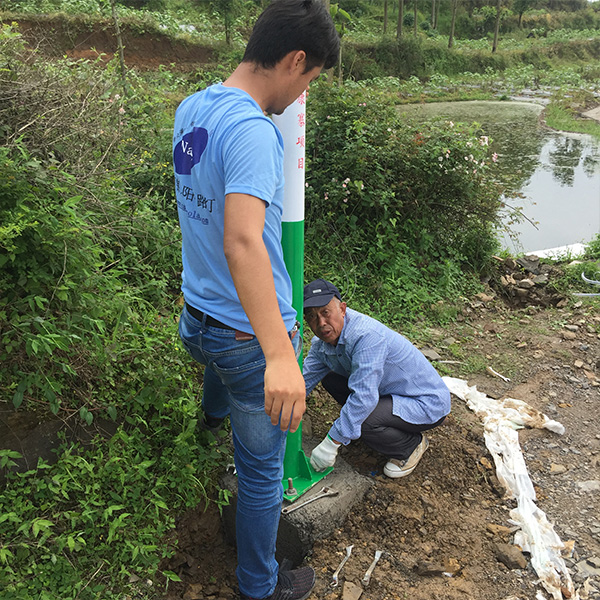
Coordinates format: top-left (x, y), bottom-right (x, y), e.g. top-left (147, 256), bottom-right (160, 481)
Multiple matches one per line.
top-left (501, 132), bottom-right (600, 254)
top-left (399, 100), bottom-right (600, 254)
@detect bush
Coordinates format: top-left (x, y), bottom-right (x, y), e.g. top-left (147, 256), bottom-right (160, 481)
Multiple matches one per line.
top-left (305, 82), bottom-right (502, 321)
top-left (0, 24), bottom-right (230, 599)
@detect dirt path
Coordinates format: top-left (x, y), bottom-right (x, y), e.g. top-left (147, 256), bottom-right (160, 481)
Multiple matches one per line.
top-left (164, 264), bottom-right (600, 600)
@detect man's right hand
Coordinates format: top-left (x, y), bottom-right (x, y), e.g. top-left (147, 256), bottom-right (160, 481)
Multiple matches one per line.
top-left (264, 357), bottom-right (306, 432)
top-left (224, 193), bottom-right (306, 432)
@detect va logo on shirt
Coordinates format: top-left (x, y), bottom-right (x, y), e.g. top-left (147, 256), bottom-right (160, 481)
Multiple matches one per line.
top-left (174, 127), bottom-right (209, 175)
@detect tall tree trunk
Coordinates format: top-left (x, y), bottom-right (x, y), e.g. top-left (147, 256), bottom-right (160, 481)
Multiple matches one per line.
top-left (413, 0), bottom-right (418, 36)
top-left (492, 0), bottom-right (501, 53)
top-left (396, 0), bottom-right (404, 39)
top-left (448, 0), bottom-right (458, 49)
top-left (109, 0), bottom-right (127, 96)
top-left (384, 0), bottom-right (388, 34)
top-left (435, 0), bottom-right (440, 29)
top-left (431, 0), bottom-right (436, 28)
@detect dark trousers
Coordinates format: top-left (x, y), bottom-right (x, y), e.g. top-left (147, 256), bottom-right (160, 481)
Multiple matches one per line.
top-left (322, 372), bottom-right (446, 461)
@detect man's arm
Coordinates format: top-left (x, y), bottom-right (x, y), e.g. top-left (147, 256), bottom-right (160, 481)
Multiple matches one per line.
top-left (302, 344), bottom-right (330, 396)
top-left (224, 192), bottom-right (306, 432)
top-left (329, 337), bottom-right (387, 444)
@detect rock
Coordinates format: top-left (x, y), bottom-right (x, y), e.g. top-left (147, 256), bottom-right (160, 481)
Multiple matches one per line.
top-left (342, 581), bottom-right (362, 600)
top-left (576, 559), bottom-right (600, 577)
top-left (421, 348), bottom-right (442, 361)
top-left (494, 543), bottom-right (528, 570)
top-left (517, 279), bottom-right (535, 289)
top-left (480, 456), bottom-right (494, 470)
top-left (415, 560), bottom-right (446, 576)
top-left (550, 463), bottom-right (568, 474)
top-left (203, 584), bottom-right (219, 596)
top-left (563, 331), bottom-right (577, 340)
top-left (486, 523), bottom-right (514, 538)
top-left (587, 556), bottom-right (600, 569)
top-left (565, 324), bottom-right (579, 332)
top-left (533, 274), bottom-right (549, 285)
top-left (517, 256), bottom-right (541, 274)
top-left (443, 557), bottom-right (462, 575)
top-left (577, 480), bottom-right (600, 492)
top-left (504, 258), bottom-right (518, 271)
top-left (183, 583), bottom-right (205, 600)
top-left (476, 293), bottom-right (495, 302)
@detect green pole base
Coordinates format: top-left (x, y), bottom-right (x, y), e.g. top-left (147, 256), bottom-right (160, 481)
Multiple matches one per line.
top-left (282, 439), bottom-right (333, 503)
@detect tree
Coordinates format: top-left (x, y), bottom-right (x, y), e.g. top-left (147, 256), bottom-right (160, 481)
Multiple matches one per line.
top-left (492, 0), bottom-right (502, 53)
top-left (211, 0), bottom-right (239, 45)
top-left (413, 0), bottom-right (418, 36)
top-left (330, 4), bottom-right (351, 84)
top-left (109, 0), bottom-right (127, 96)
top-left (448, 0), bottom-right (459, 49)
top-left (396, 0), bottom-right (404, 39)
top-left (512, 0), bottom-right (539, 28)
top-left (384, 0), bottom-right (389, 34)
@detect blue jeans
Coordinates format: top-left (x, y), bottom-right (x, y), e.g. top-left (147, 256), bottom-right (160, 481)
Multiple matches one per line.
top-left (178, 306), bottom-right (301, 599)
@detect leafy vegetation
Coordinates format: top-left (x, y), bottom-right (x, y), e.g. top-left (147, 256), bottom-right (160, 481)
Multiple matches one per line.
top-left (0, 23), bottom-right (229, 598)
top-left (304, 81), bottom-right (502, 323)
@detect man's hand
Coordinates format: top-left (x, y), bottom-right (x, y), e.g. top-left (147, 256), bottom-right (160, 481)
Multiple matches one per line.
top-left (310, 435), bottom-right (341, 471)
top-left (264, 358), bottom-right (306, 432)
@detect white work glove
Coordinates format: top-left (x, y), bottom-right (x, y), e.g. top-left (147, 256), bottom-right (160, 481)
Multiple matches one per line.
top-left (310, 435), bottom-right (340, 471)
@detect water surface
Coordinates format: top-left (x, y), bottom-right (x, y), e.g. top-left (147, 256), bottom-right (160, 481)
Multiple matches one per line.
top-left (399, 101), bottom-right (600, 255)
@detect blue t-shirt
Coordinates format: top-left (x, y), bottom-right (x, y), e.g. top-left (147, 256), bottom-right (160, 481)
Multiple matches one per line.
top-left (173, 84), bottom-right (296, 333)
top-left (303, 308), bottom-right (451, 445)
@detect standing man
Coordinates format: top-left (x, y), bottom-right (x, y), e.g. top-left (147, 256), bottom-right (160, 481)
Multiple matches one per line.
top-left (172, 3), bottom-right (339, 600)
top-left (302, 279), bottom-right (451, 478)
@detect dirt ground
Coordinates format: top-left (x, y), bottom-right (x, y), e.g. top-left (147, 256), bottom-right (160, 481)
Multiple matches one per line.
top-left (163, 263), bottom-right (600, 600)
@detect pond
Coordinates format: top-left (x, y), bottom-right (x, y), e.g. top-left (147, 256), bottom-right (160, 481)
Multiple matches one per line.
top-left (399, 100), bottom-right (600, 257)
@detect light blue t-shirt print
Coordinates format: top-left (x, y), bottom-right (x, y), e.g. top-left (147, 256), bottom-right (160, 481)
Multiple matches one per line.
top-left (174, 127), bottom-right (208, 175)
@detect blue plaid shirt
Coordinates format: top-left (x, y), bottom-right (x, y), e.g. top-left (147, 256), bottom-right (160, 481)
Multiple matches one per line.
top-left (303, 308), bottom-right (451, 445)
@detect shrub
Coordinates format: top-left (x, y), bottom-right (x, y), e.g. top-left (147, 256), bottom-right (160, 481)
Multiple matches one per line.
top-left (305, 82), bottom-right (502, 321)
top-left (0, 24), bottom-right (231, 599)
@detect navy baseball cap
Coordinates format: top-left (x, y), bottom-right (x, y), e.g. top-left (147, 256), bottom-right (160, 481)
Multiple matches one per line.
top-left (303, 279), bottom-right (342, 308)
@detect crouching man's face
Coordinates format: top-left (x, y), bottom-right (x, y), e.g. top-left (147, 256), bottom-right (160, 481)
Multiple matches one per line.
top-left (304, 298), bottom-right (347, 346)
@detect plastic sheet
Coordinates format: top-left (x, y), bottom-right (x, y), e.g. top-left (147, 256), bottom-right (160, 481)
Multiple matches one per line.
top-left (443, 377), bottom-right (577, 600)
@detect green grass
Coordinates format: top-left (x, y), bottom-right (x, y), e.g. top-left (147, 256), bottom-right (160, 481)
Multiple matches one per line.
top-left (544, 103), bottom-right (600, 139)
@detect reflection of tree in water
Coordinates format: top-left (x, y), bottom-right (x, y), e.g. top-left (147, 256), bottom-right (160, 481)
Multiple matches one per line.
top-left (547, 136), bottom-right (585, 187)
top-left (583, 153), bottom-right (600, 179)
top-left (476, 119), bottom-right (545, 196)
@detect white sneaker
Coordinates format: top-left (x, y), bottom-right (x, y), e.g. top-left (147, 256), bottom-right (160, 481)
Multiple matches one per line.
top-left (384, 436), bottom-right (429, 479)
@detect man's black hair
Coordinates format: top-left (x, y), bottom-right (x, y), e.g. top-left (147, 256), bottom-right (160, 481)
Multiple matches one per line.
top-left (243, 0), bottom-right (340, 72)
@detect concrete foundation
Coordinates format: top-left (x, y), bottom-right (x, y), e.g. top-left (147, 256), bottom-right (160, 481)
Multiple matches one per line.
top-left (221, 440), bottom-right (372, 567)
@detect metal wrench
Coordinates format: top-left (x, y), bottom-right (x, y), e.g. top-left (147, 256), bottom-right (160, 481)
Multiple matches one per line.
top-left (281, 486), bottom-right (338, 515)
top-left (362, 549), bottom-right (383, 586)
top-left (330, 544), bottom-right (354, 587)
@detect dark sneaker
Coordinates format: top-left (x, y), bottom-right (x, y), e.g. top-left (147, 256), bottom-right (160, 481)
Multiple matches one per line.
top-left (383, 435), bottom-right (429, 479)
top-left (199, 414), bottom-right (225, 435)
top-left (241, 565), bottom-right (316, 600)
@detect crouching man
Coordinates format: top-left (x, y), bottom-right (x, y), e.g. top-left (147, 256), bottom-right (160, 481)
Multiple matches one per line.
top-left (303, 279), bottom-right (451, 478)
